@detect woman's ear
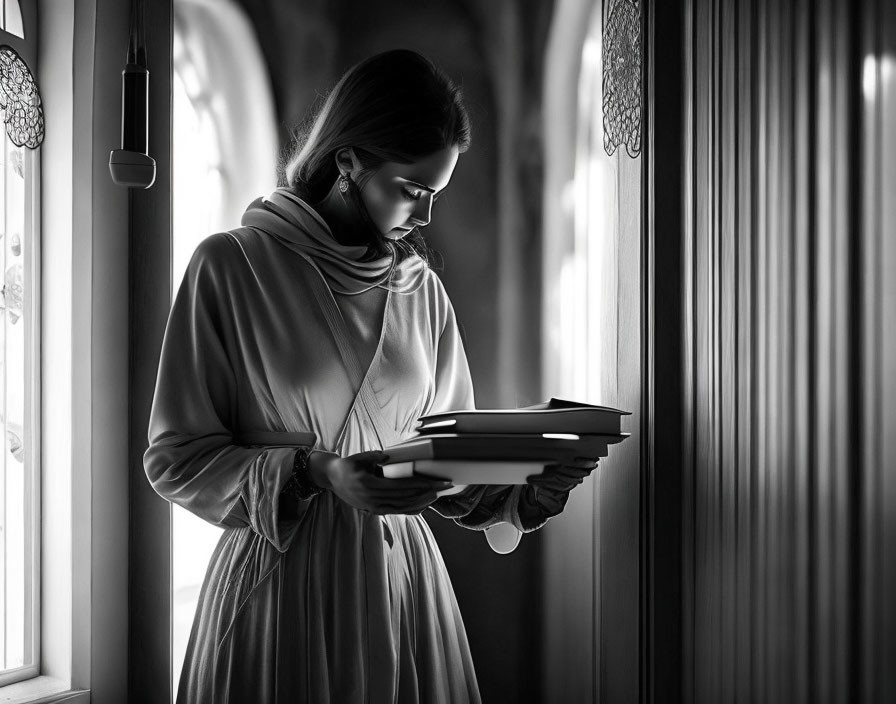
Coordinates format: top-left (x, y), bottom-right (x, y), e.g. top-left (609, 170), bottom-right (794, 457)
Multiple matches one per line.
top-left (334, 148), bottom-right (362, 178)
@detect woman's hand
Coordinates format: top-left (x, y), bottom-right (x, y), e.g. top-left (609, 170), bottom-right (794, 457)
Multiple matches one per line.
top-left (517, 457), bottom-right (600, 531)
top-left (526, 457), bottom-right (598, 492)
top-left (309, 449), bottom-right (453, 515)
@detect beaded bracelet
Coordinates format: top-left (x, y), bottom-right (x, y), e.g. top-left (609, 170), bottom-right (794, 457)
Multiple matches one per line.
top-left (282, 447), bottom-right (323, 501)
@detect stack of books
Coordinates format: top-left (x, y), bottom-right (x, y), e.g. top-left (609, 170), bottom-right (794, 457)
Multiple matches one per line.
top-left (382, 398), bottom-right (630, 485)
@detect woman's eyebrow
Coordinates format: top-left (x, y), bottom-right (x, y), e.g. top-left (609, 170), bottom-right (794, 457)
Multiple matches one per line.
top-left (403, 179), bottom-right (442, 194)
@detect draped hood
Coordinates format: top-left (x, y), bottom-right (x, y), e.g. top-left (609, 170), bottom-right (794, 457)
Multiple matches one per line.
top-left (241, 187), bottom-right (428, 295)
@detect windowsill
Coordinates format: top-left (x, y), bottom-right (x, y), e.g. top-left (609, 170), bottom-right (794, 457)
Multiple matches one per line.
top-left (0, 676), bottom-right (89, 704)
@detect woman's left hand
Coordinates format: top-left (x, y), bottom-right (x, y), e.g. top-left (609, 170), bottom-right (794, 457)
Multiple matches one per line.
top-left (517, 457), bottom-right (600, 531)
top-left (526, 457), bottom-right (598, 490)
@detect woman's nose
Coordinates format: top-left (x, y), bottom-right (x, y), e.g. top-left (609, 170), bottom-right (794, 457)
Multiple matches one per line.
top-left (409, 196), bottom-right (432, 227)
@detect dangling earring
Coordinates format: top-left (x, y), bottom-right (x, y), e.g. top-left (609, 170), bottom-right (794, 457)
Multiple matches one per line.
top-left (338, 173), bottom-right (350, 194)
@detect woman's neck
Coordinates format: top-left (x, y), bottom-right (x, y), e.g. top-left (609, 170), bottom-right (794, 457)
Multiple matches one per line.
top-left (313, 182), bottom-right (371, 247)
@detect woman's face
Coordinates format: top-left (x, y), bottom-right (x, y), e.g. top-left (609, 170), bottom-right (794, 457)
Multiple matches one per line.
top-left (356, 145), bottom-right (459, 240)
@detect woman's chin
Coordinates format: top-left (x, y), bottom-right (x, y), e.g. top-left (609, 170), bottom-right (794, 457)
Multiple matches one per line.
top-left (384, 228), bottom-right (411, 241)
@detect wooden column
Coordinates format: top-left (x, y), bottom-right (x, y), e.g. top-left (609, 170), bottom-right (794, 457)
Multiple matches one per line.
top-left (128, 0), bottom-right (173, 701)
top-left (645, 0), bottom-right (896, 700)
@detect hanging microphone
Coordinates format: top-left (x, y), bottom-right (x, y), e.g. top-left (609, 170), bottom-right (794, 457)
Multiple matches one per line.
top-left (109, 0), bottom-right (156, 188)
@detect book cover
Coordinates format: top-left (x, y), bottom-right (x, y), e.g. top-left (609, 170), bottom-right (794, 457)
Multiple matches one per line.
top-left (415, 398), bottom-right (630, 436)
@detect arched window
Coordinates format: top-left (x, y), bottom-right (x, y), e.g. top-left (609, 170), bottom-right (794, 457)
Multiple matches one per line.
top-left (0, 0), bottom-right (24, 39)
top-left (541, 0), bottom-right (642, 699)
top-left (172, 0), bottom-right (278, 284)
top-left (0, 0), bottom-right (42, 688)
top-left (171, 0), bottom-right (277, 697)
top-left (544, 2), bottom-right (630, 407)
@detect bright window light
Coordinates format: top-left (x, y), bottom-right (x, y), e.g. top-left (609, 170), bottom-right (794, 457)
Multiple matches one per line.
top-left (0, 0), bottom-right (24, 39)
top-left (171, 34), bottom-right (227, 704)
top-left (0, 131), bottom-right (39, 688)
top-left (171, 1), bottom-right (277, 698)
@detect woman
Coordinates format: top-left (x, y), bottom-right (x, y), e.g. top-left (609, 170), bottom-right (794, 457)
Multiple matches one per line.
top-left (145, 49), bottom-right (595, 703)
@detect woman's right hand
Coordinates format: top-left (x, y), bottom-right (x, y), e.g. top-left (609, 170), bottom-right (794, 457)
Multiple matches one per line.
top-left (309, 449), bottom-right (452, 515)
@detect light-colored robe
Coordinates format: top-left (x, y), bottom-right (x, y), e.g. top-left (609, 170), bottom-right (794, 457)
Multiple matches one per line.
top-left (144, 191), bottom-right (528, 703)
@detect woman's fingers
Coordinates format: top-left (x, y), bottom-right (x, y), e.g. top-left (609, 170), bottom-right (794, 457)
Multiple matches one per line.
top-left (526, 460), bottom-right (597, 488)
top-left (366, 490), bottom-right (441, 515)
top-left (368, 476), bottom-right (448, 513)
top-left (367, 475), bottom-right (453, 491)
top-left (367, 484), bottom-right (452, 498)
top-left (345, 471), bottom-right (448, 514)
top-left (544, 460), bottom-right (598, 475)
top-left (329, 450), bottom-right (454, 515)
top-left (346, 450), bottom-right (389, 468)
top-left (365, 488), bottom-right (448, 508)
top-left (567, 457), bottom-right (600, 470)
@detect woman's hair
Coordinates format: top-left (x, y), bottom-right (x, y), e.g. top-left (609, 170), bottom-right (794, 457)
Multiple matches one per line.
top-left (281, 49), bottom-right (471, 262)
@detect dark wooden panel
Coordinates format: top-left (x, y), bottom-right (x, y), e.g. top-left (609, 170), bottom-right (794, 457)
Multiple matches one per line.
top-left (646, 0), bottom-right (892, 700)
top-left (600, 152), bottom-right (643, 704)
top-left (877, 3), bottom-right (896, 695)
top-left (718, 0), bottom-right (738, 697)
top-left (813, 0), bottom-right (854, 699)
top-left (861, 1), bottom-right (896, 702)
top-left (733, 0), bottom-right (755, 699)
top-left (643, 0), bottom-right (686, 699)
top-left (791, 1), bottom-right (813, 701)
top-left (128, 0), bottom-right (173, 701)
top-left (691, 0), bottom-right (718, 699)
top-left (680, 0), bottom-right (697, 698)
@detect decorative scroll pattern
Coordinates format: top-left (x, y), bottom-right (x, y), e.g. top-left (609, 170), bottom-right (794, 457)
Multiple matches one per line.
top-left (0, 46), bottom-right (44, 149)
top-left (602, 0), bottom-right (641, 158)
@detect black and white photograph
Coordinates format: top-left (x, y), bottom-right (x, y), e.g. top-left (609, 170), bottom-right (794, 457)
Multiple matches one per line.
top-left (0, 0), bottom-right (894, 702)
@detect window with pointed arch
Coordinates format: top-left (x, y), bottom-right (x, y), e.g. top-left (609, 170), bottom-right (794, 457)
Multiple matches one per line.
top-left (171, 0), bottom-right (277, 697)
top-left (539, 2), bottom-right (642, 694)
top-left (0, 0), bottom-right (42, 688)
top-left (544, 3), bottom-right (619, 406)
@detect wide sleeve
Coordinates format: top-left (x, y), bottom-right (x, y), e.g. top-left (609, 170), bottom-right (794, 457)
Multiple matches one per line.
top-left (143, 234), bottom-right (307, 553)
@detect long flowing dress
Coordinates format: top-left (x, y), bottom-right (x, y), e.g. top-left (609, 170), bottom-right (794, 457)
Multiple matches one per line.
top-left (144, 189), bottom-right (538, 703)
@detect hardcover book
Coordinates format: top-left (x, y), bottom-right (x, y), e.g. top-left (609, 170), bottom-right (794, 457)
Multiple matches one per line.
top-left (381, 431), bottom-right (628, 485)
top-left (415, 398), bottom-right (630, 436)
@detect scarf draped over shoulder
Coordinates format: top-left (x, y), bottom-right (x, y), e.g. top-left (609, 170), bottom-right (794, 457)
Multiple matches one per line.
top-left (241, 187), bottom-right (427, 295)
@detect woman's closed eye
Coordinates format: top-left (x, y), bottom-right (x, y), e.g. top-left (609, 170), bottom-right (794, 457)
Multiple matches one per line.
top-left (402, 187), bottom-right (425, 201)
top-left (401, 186), bottom-right (445, 202)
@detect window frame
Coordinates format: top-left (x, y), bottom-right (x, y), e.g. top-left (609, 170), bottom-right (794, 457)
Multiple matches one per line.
top-left (0, 3), bottom-right (41, 688)
top-left (0, 138), bottom-right (41, 689)
top-left (0, 1), bottom-right (135, 700)
top-left (0, 0), bottom-right (24, 38)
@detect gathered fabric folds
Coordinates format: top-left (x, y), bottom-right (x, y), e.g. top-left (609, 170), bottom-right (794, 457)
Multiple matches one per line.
top-left (241, 187), bottom-right (428, 295)
top-left (183, 498), bottom-right (478, 703)
top-left (144, 192), bottom-right (526, 703)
